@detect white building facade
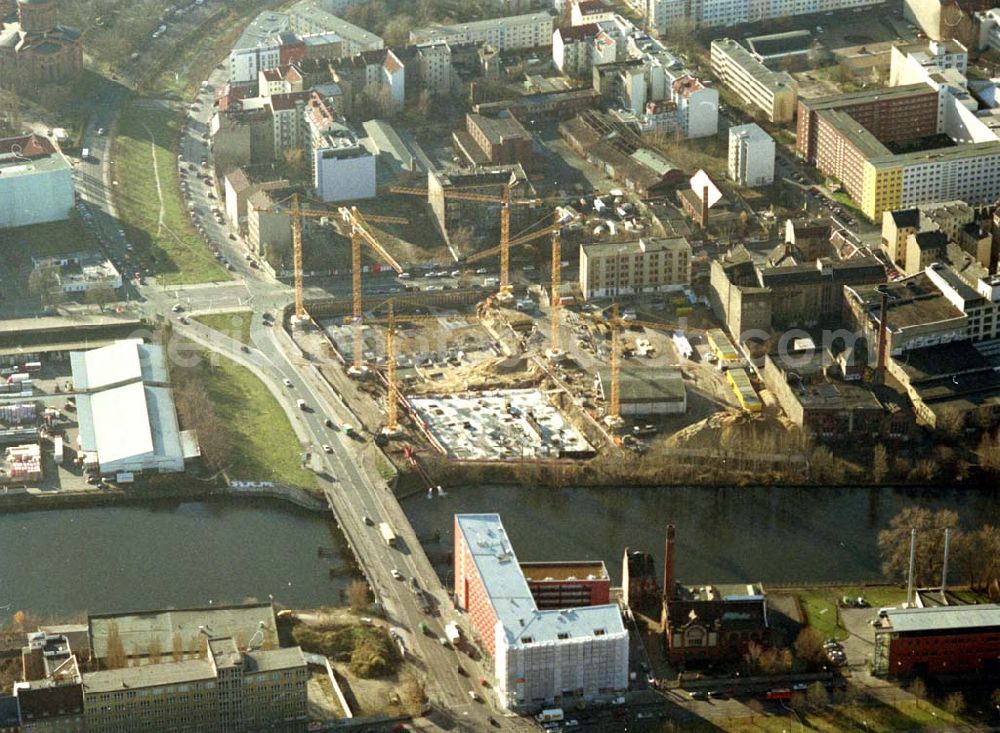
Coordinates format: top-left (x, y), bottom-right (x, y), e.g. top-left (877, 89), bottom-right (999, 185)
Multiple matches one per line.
top-left (0, 135), bottom-right (74, 229)
top-left (410, 12), bottom-right (554, 51)
top-left (728, 122), bottom-right (775, 187)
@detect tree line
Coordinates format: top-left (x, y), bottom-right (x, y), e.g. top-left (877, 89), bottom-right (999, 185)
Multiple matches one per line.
top-left (878, 506), bottom-right (1000, 596)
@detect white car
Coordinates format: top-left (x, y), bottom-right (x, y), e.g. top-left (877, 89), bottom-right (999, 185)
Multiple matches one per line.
top-left (322, 444), bottom-right (332, 454)
top-left (391, 569), bottom-right (404, 580)
top-left (282, 378), bottom-right (293, 387)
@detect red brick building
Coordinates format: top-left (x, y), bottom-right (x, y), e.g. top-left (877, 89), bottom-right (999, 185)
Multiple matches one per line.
top-left (0, 0), bottom-right (83, 87)
top-left (520, 561), bottom-right (611, 609)
top-left (454, 515), bottom-right (502, 656)
top-left (873, 604), bottom-right (1000, 677)
top-left (459, 112), bottom-right (534, 168)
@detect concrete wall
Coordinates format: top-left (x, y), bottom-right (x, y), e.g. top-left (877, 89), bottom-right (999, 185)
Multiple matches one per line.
top-left (0, 166), bottom-right (73, 229)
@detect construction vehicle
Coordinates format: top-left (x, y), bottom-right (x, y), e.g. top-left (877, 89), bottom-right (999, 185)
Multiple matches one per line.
top-left (388, 183), bottom-right (545, 297)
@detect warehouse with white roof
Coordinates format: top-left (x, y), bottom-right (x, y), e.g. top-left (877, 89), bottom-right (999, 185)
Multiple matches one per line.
top-left (70, 340), bottom-right (195, 476)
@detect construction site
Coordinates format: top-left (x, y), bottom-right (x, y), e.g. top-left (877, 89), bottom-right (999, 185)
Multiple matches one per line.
top-left (278, 177), bottom-right (811, 489)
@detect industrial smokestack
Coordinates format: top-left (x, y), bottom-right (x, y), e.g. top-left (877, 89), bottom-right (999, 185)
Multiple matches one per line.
top-left (876, 288), bottom-right (889, 385)
top-left (940, 527), bottom-right (951, 604)
top-left (664, 524), bottom-right (676, 600)
top-left (906, 528), bottom-right (917, 607)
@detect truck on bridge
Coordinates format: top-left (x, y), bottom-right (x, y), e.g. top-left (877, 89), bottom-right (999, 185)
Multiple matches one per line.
top-left (379, 522), bottom-right (397, 547)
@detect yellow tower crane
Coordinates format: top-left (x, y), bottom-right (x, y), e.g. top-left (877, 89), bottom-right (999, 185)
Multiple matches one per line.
top-left (254, 195), bottom-right (405, 326)
top-left (388, 184), bottom-right (542, 296)
top-left (368, 301), bottom-right (446, 433)
top-left (337, 206), bottom-right (408, 371)
top-left (600, 306), bottom-right (704, 423)
top-left (549, 226), bottom-right (562, 358)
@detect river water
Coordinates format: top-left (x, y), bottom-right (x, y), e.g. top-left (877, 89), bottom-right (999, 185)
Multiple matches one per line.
top-left (2, 486), bottom-right (997, 619)
top-left (0, 499), bottom-right (354, 621)
top-left (402, 484), bottom-right (1000, 586)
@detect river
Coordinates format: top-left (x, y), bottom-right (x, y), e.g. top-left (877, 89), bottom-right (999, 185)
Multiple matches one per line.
top-left (0, 499), bottom-right (354, 622)
top-left (402, 484), bottom-right (1000, 586)
top-left (3, 486), bottom-right (997, 620)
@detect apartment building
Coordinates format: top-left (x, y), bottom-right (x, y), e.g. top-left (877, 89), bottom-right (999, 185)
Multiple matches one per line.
top-left (728, 122), bottom-right (775, 187)
top-left (553, 23), bottom-right (600, 75)
top-left (630, 0), bottom-right (878, 31)
top-left (267, 91), bottom-right (311, 157)
top-left (797, 84), bottom-right (1000, 219)
top-left (410, 12), bottom-right (554, 51)
top-left (415, 40), bottom-right (453, 96)
top-left (889, 39), bottom-right (968, 87)
top-left (247, 189), bottom-right (293, 266)
top-left (227, 2), bottom-right (381, 84)
top-left (427, 166), bottom-right (535, 249)
top-left (710, 39), bottom-right (798, 123)
top-left (571, 0), bottom-right (617, 25)
top-left (454, 514), bottom-right (628, 712)
top-left (306, 92), bottom-right (375, 202)
top-left (579, 237), bottom-right (692, 300)
top-left (330, 48), bottom-right (406, 113)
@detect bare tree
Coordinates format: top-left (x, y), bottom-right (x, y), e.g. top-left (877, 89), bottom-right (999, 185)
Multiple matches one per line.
top-left (908, 678), bottom-right (927, 709)
top-left (171, 632), bottom-right (184, 662)
top-left (943, 691), bottom-right (966, 717)
top-left (794, 627), bottom-right (827, 668)
top-left (84, 283), bottom-right (118, 312)
top-left (347, 579), bottom-right (370, 613)
top-left (878, 507), bottom-right (960, 586)
top-left (28, 266), bottom-right (65, 308)
top-left (806, 681), bottom-right (829, 710)
top-left (873, 443), bottom-right (889, 483)
top-left (105, 622), bottom-right (128, 669)
top-left (147, 637), bottom-right (163, 664)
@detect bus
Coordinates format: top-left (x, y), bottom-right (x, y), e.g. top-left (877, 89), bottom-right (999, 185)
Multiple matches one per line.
top-left (765, 688), bottom-right (792, 701)
top-left (22, 362), bottom-right (41, 373)
top-left (379, 522), bottom-right (397, 548)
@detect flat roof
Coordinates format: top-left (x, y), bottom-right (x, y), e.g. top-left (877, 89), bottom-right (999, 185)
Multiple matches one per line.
top-left (243, 646), bottom-right (305, 673)
top-left (83, 660), bottom-right (216, 694)
top-left (881, 603), bottom-right (1000, 633)
top-left (412, 11), bottom-right (553, 38)
top-left (711, 38), bottom-right (796, 91)
top-left (88, 603), bottom-right (277, 661)
top-left (581, 237), bottom-right (690, 258)
top-left (799, 83), bottom-right (934, 112)
top-left (521, 561), bottom-right (610, 582)
top-left (289, 0), bottom-right (382, 46)
top-left (848, 272), bottom-right (965, 330)
top-left (597, 366), bottom-right (685, 404)
top-left (456, 514), bottom-right (625, 649)
top-left (467, 113), bottom-right (531, 144)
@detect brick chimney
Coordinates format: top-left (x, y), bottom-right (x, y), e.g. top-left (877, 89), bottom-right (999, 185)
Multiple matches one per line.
top-left (663, 524), bottom-right (676, 599)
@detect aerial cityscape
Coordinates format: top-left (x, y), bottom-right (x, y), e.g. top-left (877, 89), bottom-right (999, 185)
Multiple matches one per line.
top-left (1, 0), bottom-right (1000, 729)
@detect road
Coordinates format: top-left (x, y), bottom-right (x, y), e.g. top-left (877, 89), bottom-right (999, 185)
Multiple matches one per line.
top-left (74, 66), bottom-right (529, 733)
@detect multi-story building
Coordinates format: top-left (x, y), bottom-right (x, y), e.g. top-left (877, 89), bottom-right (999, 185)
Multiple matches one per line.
top-left (83, 639), bottom-right (307, 733)
top-left (889, 39), bottom-right (968, 87)
top-left (873, 604), bottom-right (1000, 677)
top-left (579, 237), bottom-right (692, 300)
top-left (210, 109), bottom-right (275, 173)
top-left (306, 92), bottom-right (375, 201)
top-left (0, 0), bottom-right (82, 88)
top-left (844, 263), bottom-right (1000, 357)
top-left (630, 0), bottom-right (879, 31)
top-left (227, 1), bottom-right (381, 84)
top-left (14, 632), bottom-right (85, 733)
top-left (330, 48), bottom-right (406, 113)
top-left (247, 189), bottom-right (293, 266)
top-left (427, 166), bottom-right (536, 250)
top-left (553, 23), bottom-right (600, 76)
top-left (905, 230), bottom-right (947, 275)
top-left (454, 514), bottom-right (628, 712)
top-left (710, 39), bottom-right (798, 123)
top-left (223, 168), bottom-right (290, 234)
top-left (410, 12), bottom-right (554, 51)
top-left (415, 40), bottom-right (452, 96)
top-left (797, 83), bottom-right (1000, 220)
top-left (267, 91), bottom-right (311, 158)
top-left (571, 0), bottom-right (617, 25)
top-left (0, 134), bottom-right (74, 229)
top-left (728, 122), bottom-right (775, 187)
top-left (881, 200), bottom-right (980, 269)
